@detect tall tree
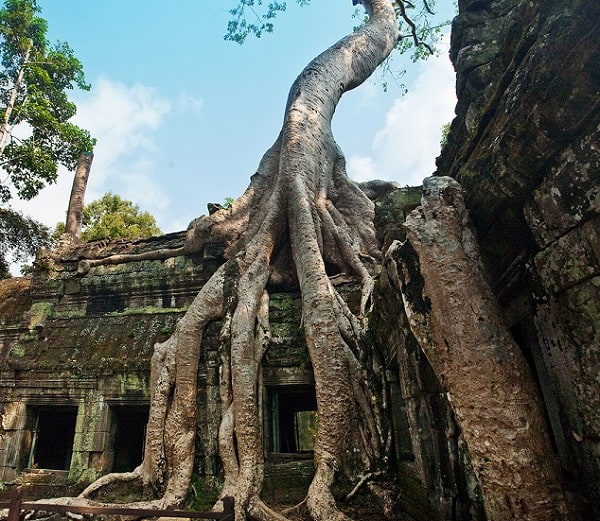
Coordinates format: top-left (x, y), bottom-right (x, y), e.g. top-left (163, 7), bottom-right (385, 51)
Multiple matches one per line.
top-left (0, 0), bottom-right (94, 273)
top-left (64, 152), bottom-right (93, 238)
top-left (0, 0), bottom-right (94, 198)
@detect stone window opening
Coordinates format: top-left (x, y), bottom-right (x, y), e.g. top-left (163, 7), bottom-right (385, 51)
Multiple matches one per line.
top-left (110, 405), bottom-right (149, 472)
top-left (266, 387), bottom-right (317, 456)
top-left (26, 406), bottom-right (77, 471)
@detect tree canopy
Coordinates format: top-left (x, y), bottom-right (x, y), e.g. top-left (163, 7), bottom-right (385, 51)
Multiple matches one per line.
top-left (0, 0), bottom-right (95, 202)
top-left (74, 192), bottom-right (162, 241)
top-left (0, 0), bottom-right (95, 275)
top-left (0, 207), bottom-right (49, 277)
top-left (226, 0), bottom-right (448, 62)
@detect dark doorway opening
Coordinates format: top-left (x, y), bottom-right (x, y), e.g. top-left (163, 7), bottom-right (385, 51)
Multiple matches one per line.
top-left (267, 387), bottom-right (317, 454)
top-left (112, 406), bottom-right (149, 472)
top-left (29, 407), bottom-right (77, 470)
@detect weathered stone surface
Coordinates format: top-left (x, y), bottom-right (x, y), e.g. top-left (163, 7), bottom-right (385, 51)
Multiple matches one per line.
top-left (433, 0), bottom-right (600, 517)
top-left (390, 177), bottom-right (568, 519)
top-left (441, 0), bottom-right (600, 297)
top-left (525, 125), bottom-right (600, 246)
top-left (373, 185), bottom-right (422, 250)
top-left (532, 217), bottom-right (600, 293)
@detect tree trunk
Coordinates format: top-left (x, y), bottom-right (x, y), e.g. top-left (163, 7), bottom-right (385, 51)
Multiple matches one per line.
top-left (0, 40), bottom-right (31, 156)
top-left (65, 153), bottom-right (93, 238)
top-left (387, 176), bottom-right (568, 520)
top-left (44, 2), bottom-right (400, 520)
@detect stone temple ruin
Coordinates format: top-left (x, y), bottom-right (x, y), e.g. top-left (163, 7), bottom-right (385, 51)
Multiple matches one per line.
top-left (0, 188), bottom-right (477, 508)
top-left (0, 0), bottom-right (599, 519)
top-left (0, 186), bottom-right (488, 517)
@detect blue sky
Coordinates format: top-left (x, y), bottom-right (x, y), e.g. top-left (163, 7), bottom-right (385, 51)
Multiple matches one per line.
top-left (12, 1), bottom-right (457, 237)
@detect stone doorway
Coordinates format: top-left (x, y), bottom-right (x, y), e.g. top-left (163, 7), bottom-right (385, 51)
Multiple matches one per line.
top-left (111, 405), bottom-right (149, 472)
top-left (26, 406), bottom-right (77, 471)
top-left (266, 386), bottom-right (317, 455)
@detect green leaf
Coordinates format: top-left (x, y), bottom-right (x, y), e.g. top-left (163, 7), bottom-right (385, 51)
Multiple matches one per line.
top-left (0, 0), bottom-right (95, 203)
top-left (80, 193), bottom-right (162, 241)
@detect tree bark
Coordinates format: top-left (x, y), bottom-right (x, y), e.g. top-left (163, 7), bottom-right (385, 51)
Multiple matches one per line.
top-left (387, 176), bottom-right (568, 520)
top-left (0, 40), bottom-right (31, 156)
top-left (65, 153), bottom-right (93, 238)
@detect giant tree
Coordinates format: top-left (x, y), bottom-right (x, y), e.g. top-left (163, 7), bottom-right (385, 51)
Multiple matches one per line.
top-left (48, 2), bottom-right (403, 519)
top-left (0, 0), bottom-right (94, 272)
top-left (38, 1), bottom-right (567, 520)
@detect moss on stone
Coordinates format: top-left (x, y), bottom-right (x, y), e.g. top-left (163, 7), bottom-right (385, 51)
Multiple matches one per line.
top-left (27, 302), bottom-right (54, 330)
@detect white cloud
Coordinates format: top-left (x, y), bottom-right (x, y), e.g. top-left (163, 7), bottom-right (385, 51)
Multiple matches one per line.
top-left (348, 155), bottom-right (376, 180)
top-left (351, 78), bottom-right (384, 111)
top-left (119, 160), bottom-right (169, 210)
top-left (75, 77), bottom-right (171, 191)
top-left (11, 76), bottom-right (172, 230)
top-left (176, 92), bottom-right (204, 114)
top-left (348, 35), bottom-right (456, 187)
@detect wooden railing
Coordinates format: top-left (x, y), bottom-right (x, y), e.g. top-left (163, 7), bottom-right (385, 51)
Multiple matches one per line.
top-left (0, 490), bottom-right (234, 521)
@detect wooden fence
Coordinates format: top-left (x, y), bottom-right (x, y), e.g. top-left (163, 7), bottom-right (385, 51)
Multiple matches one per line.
top-left (0, 490), bottom-right (234, 521)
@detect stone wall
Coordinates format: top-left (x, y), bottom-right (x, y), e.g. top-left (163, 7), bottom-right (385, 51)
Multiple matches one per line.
top-left (0, 233), bottom-right (197, 485)
top-left (361, 0), bottom-right (599, 518)
top-left (436, 0), bottom-right (600, 517)
top-left (0, 232), bottom-right (321, 500)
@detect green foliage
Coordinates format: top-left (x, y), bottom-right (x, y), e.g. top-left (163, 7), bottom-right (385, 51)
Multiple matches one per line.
top-left (394, 1), bottom-right (450, 59)
top-left (225, 1), bottom-right (453, 63)
top-left (0, 0), bottom-right (92, 275)
top-left (0, 206), bottom-right (52, 277)
top-left (365, 1), bottom-right (454, 92)
top-left (225, 0), bottom-right (309, 44)
top-left (440, 121), bottom-right (451, 148)
top-left (296, 410), bottom-right (317, 450)
top-left (186, 476), bottom-right (223, 512)
top-left (0, 0), bottom-right (95, 204)
top-left (78, 192), bottom-right (162, 241)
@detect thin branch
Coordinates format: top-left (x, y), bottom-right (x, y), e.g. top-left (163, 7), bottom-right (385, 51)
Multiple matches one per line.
top-left (394, 0), bottom-right (435, 55)
top-left (422, 0), bottom-right (435, 15)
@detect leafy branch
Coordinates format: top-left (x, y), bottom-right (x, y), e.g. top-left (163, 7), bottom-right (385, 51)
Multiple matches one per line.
top-left (225, 0), bottom-right (453, 61)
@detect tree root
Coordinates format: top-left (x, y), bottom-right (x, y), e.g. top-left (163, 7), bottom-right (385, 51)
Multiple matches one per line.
top-left (248, 496), bottom-right (292, 521)
top-left (344, 470), bottom-right (385, 502)
top-left (38, 2), bottom-right (401, 520)
top-left (281, 499), bottom-right (309, 519)
top-left (79, 468), bottom-right (142, 498)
